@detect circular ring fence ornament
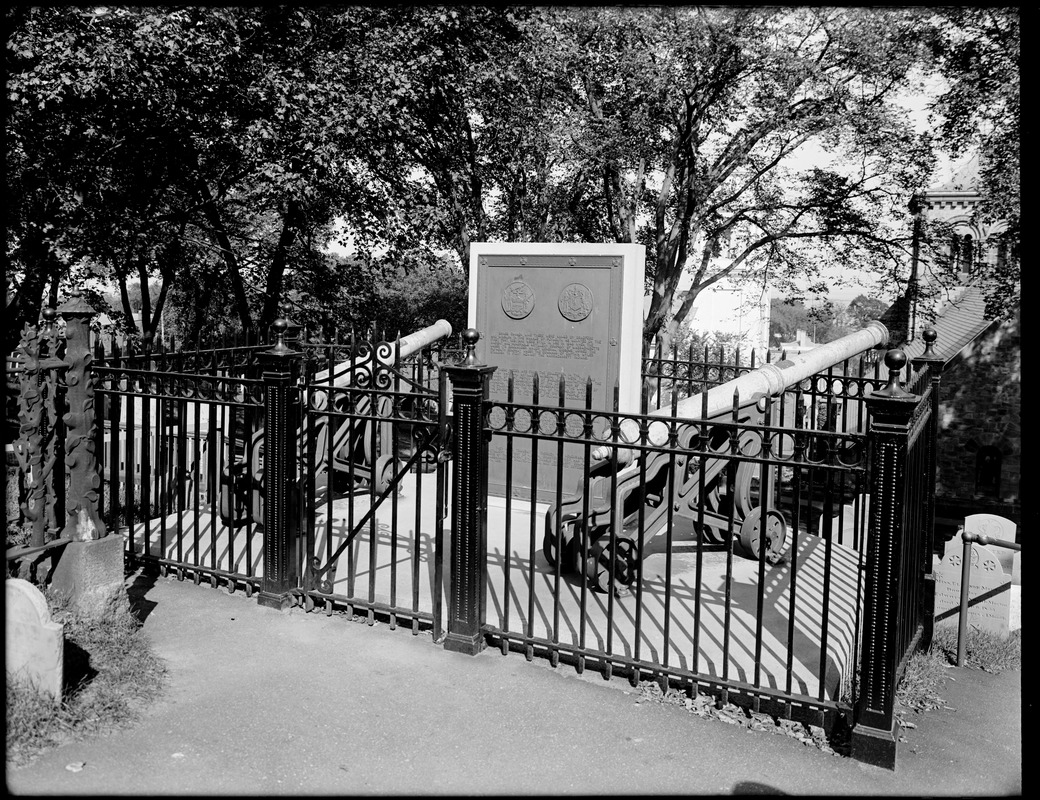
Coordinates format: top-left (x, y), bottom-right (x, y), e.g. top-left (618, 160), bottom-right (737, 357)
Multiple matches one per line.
top-left (558, 283), bottom-right (593, 322)
top-left (502, 281), bottom-right (535, 320)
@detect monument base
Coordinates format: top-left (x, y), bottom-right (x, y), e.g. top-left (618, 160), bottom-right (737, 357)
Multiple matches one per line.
top-left (49, 535), bottom-right (128, 621)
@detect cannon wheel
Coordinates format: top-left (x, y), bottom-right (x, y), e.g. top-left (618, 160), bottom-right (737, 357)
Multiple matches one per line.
top-left (584, 538), bottom-right (637, 594)
top-left (737, 507), bottom-right (788, 564)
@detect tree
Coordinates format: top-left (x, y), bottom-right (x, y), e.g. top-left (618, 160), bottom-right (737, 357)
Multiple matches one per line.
top-left (511, 7), bottom-right (935, 344)
top-left (6, 7), bottom-right (387, 346)
top-left (921, 7), bottom-right (1019, 318)
top-left (842, 294), bottom-right (889, 330)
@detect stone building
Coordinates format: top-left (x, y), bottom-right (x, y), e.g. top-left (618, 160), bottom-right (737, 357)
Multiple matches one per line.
top-left (886, 156), bottom-right (1020, 539)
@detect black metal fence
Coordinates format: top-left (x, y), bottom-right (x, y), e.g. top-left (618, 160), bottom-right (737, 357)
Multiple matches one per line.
top-left (10, 312), bottom-right (941, 772)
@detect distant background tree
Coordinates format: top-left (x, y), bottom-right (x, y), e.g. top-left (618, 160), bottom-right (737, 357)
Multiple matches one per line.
top-left (768, 294), bottom-right (888, 346)
top-left (921, 7), bottom-right (1019, 319)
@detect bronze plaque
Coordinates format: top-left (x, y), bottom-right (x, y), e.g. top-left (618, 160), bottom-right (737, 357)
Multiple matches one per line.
top-left (469, 246), bottom-right (644, 502)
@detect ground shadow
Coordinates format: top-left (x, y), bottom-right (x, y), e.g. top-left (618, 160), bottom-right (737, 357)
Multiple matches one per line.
top-left (731, 781), bottom-right (787, 795)
top-left (63, 638), bottom-right (98, 698)
top-left (126, 567), bottom-right (159, 624)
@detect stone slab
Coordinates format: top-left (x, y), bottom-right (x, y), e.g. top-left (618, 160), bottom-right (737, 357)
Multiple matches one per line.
top-left (6, 578), bottom-right (64, 701)
top-left (933, 542), bottom-right (1012, 637)
top-left (467, 243), bottom-right (645, 501)
top-left (49, 534), bottom-right (129, 620)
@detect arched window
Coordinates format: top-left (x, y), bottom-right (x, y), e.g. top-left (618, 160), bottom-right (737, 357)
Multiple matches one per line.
top-left (960, 233), bottom-right (975, 274)
top-left (949, 233), bottom-right (962, 272)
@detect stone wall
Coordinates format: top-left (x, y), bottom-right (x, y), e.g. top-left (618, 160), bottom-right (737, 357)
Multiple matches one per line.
top-left (935, 310), bottom-right (1021, 528)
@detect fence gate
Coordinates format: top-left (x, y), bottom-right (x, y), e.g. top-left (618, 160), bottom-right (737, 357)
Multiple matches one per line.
top-left (292, 328), bottom-right (454, 636)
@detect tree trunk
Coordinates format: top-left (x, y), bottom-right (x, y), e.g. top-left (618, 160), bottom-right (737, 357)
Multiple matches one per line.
top-left (196, 179), bottom-right (253, 331)
top-left (259, 205), bottom-right (300, 333)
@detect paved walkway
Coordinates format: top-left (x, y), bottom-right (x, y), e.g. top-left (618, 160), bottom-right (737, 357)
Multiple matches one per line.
top-left (6, 570), bottom-right (1023, 796)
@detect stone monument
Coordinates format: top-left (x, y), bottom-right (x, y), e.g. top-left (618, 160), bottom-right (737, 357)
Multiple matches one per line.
top-left (468, 243), bottom-right (645, 501)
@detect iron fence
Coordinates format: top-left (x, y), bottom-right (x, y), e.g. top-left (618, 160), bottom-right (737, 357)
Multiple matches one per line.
top-left (10, 309), bottom-right (939, 771)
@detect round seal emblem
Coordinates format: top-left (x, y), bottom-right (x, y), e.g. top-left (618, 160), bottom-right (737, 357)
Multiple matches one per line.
top-left (501, 281), bottom-right (535, 320)
top-left (558, 283), bottom-right (593, 322)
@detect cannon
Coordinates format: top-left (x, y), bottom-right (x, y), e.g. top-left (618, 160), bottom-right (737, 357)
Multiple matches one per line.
top-left (543, 322), bottom-right (890, 592)
top-left (218, 320), bottom-right (452, 528)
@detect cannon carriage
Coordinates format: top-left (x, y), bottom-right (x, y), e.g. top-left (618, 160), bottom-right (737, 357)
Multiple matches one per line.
top-left (543, 322), bottom-right (889, 592)
top-left (218, 320), bottom-right (452, 528)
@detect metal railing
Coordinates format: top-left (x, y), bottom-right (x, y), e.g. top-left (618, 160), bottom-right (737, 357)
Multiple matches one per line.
top-left (955, 532), bottom-right (1022, 666)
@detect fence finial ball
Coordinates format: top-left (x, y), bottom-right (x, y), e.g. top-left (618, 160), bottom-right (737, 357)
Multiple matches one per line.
top-left (922, 327), bottom-right (938, 357)
top-left (884, 348), bottom-right (907, 372)
top-left (462, 328), bottom-right (480, 366)
top-left (269, 318), bottom-right (291, 354)
top-left (41, 307), bottom-right (57, 324)
top-left (882, 348), bottom-right (908, 395)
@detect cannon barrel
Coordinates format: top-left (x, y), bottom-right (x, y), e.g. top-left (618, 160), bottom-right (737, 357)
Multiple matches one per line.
top-left (312, 318), bottom-right (453, 388)
top-left (594, 321), bottom-right (889, 463)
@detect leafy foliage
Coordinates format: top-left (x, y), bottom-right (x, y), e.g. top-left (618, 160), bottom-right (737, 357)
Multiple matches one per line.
top-left (5, 7), bottom-right (1016, 347)
top-left (921, 8), bottom-right (1019, 318)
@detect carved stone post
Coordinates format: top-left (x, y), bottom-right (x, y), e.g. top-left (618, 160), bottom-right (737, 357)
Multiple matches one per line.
top-left (58, 292), bottom-right (106, 542)
top-left (49, 294), bottom-right (126, 621)
top-left (257, 320), bottom-right (303, 610)
top-left (852, 349), bottom-right (920, 769)
top-left (443, 329), bottom-right (496, 655)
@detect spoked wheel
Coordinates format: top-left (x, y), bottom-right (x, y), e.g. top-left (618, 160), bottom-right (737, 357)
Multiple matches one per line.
top-left (584, 537), bottom-right (638, 594)
top-left (737, 507), bottom-right (788, 564)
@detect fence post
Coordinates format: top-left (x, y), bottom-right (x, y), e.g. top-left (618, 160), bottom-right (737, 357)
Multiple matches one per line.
top-left (257, 319), bottom-right (303, 610)
top-left (58, 292), bottom-right (107, 542)
top-left (851, 348), bottom-right (920, 769)
top-left (911, 327), bottom-right (943, 650)
top-left (442, 329), bottom-right (496, 655)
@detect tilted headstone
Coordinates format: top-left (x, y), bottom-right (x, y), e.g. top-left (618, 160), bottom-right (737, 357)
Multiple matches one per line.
top-left (962, 513), bottom-right (1019, 584)
top-left (5, 578), bottom-right (64, 701)
top-left (933, 542), bottom-right (1012, 637)
top-left (468, 243), bottom-right (645, 501)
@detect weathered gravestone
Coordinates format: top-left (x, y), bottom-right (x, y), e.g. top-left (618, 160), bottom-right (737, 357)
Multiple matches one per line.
top-left (933, 542), bottom-right (1013, 637)
top-left (468, 243), bottom-right (645, 501)
top-left (6, 578), bottom-right (64, 701)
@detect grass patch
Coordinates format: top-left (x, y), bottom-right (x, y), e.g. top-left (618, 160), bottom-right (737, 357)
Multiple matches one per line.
top-left (6, 587), bottom-right (168, 767)
top-left (895, 625), bottom-right (1021, 733)
top-left (929, 626), bottom-right (1022, 673)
